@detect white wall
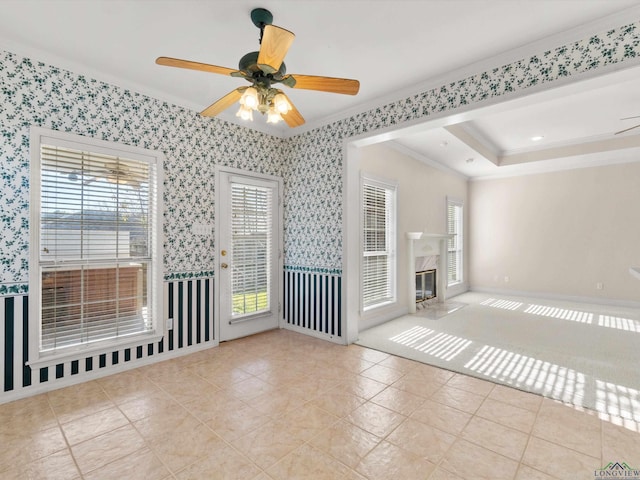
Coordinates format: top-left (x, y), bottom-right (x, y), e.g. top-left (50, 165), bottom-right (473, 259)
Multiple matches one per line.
top-left (358, 143), bottom-right (468, 330)
top-left (469, 161), bottom-right (640, 303)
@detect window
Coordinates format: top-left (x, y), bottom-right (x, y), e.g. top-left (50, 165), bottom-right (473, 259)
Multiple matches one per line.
top-left (447, 198), bottom-right (463, 286)
top-left (230, 181), bottom-right (273, 317)
top-left (29, 127), bottom-right (163, 365)
top-left (362, 176), bottom-right (396, 310)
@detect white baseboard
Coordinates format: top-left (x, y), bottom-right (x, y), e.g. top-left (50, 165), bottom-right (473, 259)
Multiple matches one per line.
top-left (469, 286), bottom-right (640, 309)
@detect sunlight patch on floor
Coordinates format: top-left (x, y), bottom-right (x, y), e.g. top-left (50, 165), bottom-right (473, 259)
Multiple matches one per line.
top-left (465, 344), bottom-right (586, 406)
top-left (596, 380), bottom-right (640, 423)
top-left (361, 293), bottom-right (640, 432)
top-left (523, 304), bottom-right (594, 324)
top-left (598, 315), bottom-right (640, 333)
top-left (481, 297), bottom-right (640, 334)
top-left (389, 326), bottom-right (472, 361)
top-left (480, 298), bottom-right (523, 310)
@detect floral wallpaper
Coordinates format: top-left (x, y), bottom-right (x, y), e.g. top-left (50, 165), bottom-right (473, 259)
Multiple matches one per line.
top-left (0, 50), bottom-right (287, 292)
top-left (282, 125), bottom-right (347, 271)
top-left (1, 19), bottom-right (640, 294)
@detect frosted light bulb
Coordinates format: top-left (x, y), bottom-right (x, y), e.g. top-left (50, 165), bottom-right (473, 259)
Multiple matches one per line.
top-left (273, 93), bottom-right (290, 114)
top-left (266, 107), bottom-right (282, 124)
top-left (236, 105), bottom-right (253, 121)
top-left (241, 87), bottom-right (259, 110)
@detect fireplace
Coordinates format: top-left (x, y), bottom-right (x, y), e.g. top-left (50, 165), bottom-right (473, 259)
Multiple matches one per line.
top-left (416, 269), bottom-right (436, 302)
top-left (407, 232), bottom-right (452, 314)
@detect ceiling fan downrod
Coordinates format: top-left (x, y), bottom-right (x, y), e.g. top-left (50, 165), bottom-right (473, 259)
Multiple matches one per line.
top-left (250, 8), bottom-right (273, 45)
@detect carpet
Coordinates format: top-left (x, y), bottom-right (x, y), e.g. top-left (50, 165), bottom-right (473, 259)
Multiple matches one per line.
top-left (414, 301), bottom-right (467, 320)
top-left (356, 291), bottom-right (640, 422)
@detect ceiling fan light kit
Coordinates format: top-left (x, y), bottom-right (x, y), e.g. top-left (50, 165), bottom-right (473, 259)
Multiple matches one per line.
top-left (156, 7), bottom-right (360, 127)
top-left (235, 84), bottom-right (293, 124)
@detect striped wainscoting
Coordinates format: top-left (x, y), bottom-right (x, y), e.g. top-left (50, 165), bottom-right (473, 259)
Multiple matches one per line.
top-left (283, 266), bottom-right (342, 341)
top-left (0, 276), bottom-right (215, 404)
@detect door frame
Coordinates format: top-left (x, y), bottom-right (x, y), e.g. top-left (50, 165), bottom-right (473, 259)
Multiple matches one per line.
top-left (214, 165), bottom-right (284, 341)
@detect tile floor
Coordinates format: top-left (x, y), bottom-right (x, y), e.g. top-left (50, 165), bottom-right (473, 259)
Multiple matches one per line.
top-left (1, 328), bottom-right (639, 479)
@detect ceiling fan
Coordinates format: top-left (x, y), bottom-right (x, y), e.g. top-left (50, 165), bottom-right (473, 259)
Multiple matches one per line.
top-left (155, 8), bottom-right (360, 128)
top-left (615, 115), bottom-right (640, 135)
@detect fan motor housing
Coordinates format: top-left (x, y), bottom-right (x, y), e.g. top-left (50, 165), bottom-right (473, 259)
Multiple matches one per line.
top-left (239, 51), bottom-right (286, 78)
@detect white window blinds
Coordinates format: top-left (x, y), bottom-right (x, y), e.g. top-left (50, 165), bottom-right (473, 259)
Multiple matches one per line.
top-left (447, 200), bottom-right (463, 285)
top-left (230, 182), bottom-right (272, 317)
top-left (362, 180), bottom-right (396, 309)
top-left (38, 143), bottom-right (158, 353)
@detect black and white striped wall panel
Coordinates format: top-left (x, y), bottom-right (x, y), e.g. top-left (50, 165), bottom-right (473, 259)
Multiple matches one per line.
top-left (283, 269), bottom-right (342, 340)
top-left (1, 277), bottom-right (215, 404)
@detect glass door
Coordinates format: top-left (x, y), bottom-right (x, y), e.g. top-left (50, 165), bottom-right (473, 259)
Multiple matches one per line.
top-left (218, 170), bottom-right (281, 341)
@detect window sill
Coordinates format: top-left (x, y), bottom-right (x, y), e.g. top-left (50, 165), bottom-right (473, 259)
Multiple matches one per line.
top-left (27, 332), bottom-right (164, 370)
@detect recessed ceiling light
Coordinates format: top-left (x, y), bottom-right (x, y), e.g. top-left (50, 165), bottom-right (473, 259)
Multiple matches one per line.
top-left (531, 135), bottom-right (544, 141)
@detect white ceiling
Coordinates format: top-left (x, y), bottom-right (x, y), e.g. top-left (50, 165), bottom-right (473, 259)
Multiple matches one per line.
top-left (1, 0), bottom-right (640, 178)
top-left (389, 67), bottom-right (640, 178)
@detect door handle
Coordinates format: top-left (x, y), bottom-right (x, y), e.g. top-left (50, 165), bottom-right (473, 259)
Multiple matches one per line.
top-left (221, 263), bottom-right (229, 269)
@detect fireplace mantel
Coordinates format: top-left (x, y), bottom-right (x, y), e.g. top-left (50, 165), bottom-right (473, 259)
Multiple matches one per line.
top-left (406, 232), bottom-right (453, 313)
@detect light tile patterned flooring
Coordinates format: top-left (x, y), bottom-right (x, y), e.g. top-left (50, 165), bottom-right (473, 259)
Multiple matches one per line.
top-left (1, 329), bottom-right (640, 479)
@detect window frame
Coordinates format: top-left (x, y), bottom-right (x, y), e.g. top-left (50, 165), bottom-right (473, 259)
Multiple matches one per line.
top-left (361, 174), bottom-right (397, 312)
top-left (28, 127), bottom-right (165, 368)
top-left (447, 197), bottom-right (464, 287)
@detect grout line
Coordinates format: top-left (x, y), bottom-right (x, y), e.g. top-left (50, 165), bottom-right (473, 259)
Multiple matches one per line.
top-left (46, 393), bottom-right (85, 480)
top-left (4, 328), bottom-right (638, 479)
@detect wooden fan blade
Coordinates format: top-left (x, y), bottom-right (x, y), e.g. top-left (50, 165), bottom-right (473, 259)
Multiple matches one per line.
top-left (614, 123), bottom-right (640, 135)
top-left (257, 25), bottom-right (295, 74)
top-left (286, 74), bottom-right (360, 95)
top-left (280, 94), bottom-right (305, 128)
top-left (156, 56), bottom-right (239, 76)
top-left (200, 88), bottom-right (246, 117)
